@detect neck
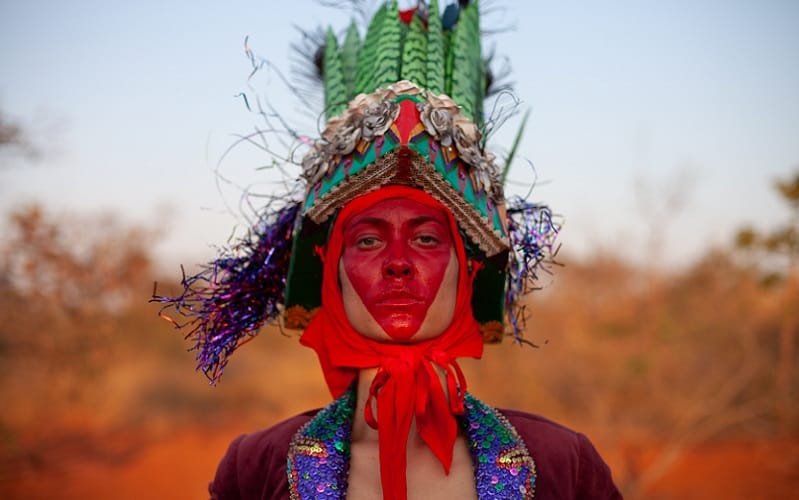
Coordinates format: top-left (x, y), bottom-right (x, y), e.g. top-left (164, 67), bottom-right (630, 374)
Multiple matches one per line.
top-left (352, 368), bottom-right (381, 443)
top-left (351, 365), bottom-right (453, 444)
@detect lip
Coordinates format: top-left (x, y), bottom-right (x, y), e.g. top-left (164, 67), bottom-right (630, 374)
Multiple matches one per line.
top-left (377, 298), bottom-right (422, 307)
top-left (376, 290), bottom-right (423, 307)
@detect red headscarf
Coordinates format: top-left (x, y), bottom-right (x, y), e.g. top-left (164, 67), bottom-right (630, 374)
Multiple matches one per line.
top-left (300, 185), bottom-right (484, 500)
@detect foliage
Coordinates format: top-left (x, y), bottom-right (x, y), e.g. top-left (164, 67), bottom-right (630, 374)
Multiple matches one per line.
top-left (0, 110), bottom-right (39, 162)
top-left (735, 170), bottom-right (799, 279)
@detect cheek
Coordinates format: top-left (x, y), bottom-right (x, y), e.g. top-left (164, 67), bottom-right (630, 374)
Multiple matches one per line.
top-left (341, 252), bottom-right (378, 303)
top-left (414, 248), bottom-right (453, 300)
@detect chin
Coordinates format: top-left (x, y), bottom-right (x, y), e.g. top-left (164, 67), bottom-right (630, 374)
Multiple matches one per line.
top-left (379, 318), bottom-right (422, 342)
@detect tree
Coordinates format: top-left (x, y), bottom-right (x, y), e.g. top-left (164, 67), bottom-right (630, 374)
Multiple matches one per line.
top-left (734, 170), bottom-right (799, 432)
top-left (0, 109), bottom-right (39, 164)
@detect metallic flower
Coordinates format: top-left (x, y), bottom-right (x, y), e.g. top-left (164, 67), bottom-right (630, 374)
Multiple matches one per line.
top-left (452, 115), bottom-right (483, 166)
top-left (322, 114), bottom-right (347, 143)
top-left (426, 92), bottom-right (459, 112)
top-left (361, 100), bottom-right (400, 141)
top-left (301, 145), bottom-right (329, 186)
top-left (420, 105), bottom-right (454, 147)
top-left (329, 122), bottom-right (362, 156)
top-left (347, 92), bottom-right (380, 116)
top-left (386, 79), bottom-right (422, 98)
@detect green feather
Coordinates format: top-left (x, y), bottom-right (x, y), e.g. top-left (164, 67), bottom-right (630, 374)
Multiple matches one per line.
top-left (426, 0), bottom-right (445, 94)
top-left (448, 1), bottom-right (483, 121)
top-left (373, 0), bottom-right (402, 90)
top-left (401, 15), bottom-right (427, 87)
top-left (324, 28), bottom-right (347, 117)
top-left (469, 3), bottom-right (485, 121)
top-left (502, 108), bottom-right (530, 185)
top-left (341, 21), bottom-right (361, 99)
top-left (444, 30), bottom-right (454, 95)
top-left (355, 3), bottom-right (387, 94)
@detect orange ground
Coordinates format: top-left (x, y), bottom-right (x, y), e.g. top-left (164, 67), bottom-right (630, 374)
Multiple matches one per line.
top-left (639, 438), bottom-right (799, 500)
top-left (7, 429), bottom-right (799, 499)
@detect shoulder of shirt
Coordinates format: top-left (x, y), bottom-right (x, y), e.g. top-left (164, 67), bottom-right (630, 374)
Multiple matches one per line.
top-left (496, 408), bottom-right (622, 499)
top-left (210, 409), bottom-right (322, 499)
top-left (236, 408), bottom-right (321, 456)
top-left (498, 408), bottom-right (581, 441)
top-left (496, 408), bottom-right (590, 466)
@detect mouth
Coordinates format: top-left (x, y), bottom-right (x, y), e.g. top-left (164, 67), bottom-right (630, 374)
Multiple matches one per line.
top-left (376, 290), bottom-right (423, 307)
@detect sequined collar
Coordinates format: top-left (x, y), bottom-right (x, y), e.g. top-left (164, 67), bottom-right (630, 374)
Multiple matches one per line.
top-left (287, 390), bottom-right (536, 499)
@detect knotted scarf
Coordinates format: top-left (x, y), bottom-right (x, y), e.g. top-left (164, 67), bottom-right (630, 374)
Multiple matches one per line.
top-left (300, 186), bottom-right (484, 500)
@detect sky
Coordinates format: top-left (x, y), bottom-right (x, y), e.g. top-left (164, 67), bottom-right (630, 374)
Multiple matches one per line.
top-left (1, 0), bottom-right (797, 271)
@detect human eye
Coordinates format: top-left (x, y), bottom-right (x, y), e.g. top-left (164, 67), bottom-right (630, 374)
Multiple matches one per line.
top-left (356, 235), bottom-right (382, 249)
top-left (414, 233), bottom-right (440, 247)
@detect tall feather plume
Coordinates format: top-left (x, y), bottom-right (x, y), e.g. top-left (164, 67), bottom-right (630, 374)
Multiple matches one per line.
top-left (426, 0), bottom-right (446, 95)
top-left (470, 2), bottom-right (486, 120)
top-left (400, 13), bottom-right (427, 87)
top-left (324, 28), bottom-right (348, 117)
top-left (449, 0), bottom-right (483, 122)
top-left (373, 0), bottom-right (402, 90)
top-left (341, 21), bottom-right (361, 99)
top-left (444, 22), bottom-right (454, 95)
top-left (289, 26), bottom-right (327, 109)
top-left (355, 2), bottom-right (388, 94)
top-left (483, 46), bottom-right (513, 98)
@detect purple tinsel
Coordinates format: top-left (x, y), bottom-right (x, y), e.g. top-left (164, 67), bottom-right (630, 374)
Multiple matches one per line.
top-left (152, 202), bottom-right (301, 384)
top-left (505, 197), bottom-right (561, 342)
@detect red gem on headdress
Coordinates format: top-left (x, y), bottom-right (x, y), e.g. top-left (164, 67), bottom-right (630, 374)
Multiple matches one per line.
top-left (395, 99), bottom-right (422, 145)
top-left (399, 7), bottom-right (418, 24)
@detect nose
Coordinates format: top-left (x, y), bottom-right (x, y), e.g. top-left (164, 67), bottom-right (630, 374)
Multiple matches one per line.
top-left (383, 257), bottom-right (414, 279)
top-left (382, 240), bottom-right (415, 279)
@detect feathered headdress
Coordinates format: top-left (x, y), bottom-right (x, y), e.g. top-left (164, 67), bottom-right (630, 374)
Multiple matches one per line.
top-left (153, 0), bottom-right (559, 383)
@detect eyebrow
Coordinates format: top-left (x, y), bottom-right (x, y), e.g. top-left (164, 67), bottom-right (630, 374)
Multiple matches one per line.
top-left (407, 215), bottom-right (446, 228)
top-left (347, 215), bottom-right (446, 230)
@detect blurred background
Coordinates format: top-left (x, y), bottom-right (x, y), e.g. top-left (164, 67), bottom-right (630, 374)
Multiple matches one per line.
top-left (1, 0), bottom-right (797, 498)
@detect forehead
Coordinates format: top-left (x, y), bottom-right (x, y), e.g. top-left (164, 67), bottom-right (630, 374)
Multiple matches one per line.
top-left (343, 197), bottom-right (450, 229)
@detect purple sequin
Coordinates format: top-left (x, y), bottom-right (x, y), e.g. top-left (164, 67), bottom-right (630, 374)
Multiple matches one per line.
top-left (287, 390), bottom-right (537, 499)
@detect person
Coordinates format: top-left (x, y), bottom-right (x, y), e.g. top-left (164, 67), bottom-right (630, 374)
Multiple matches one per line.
top-left (156, 1), bottom-right (622, 498)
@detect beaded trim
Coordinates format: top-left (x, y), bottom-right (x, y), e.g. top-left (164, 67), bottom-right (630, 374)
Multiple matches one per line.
top-left (461, 394), bottom-right (537, 499)
top-left (286, 390), bottom-right (536, 499)
top-left (287, 390), bottom-right (355, 499)
top-left (306, 149), bottom-right (401, 225)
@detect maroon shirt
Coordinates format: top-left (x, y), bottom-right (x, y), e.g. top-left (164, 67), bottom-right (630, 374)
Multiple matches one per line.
top-left (210, 409), bottom-right (622, 499)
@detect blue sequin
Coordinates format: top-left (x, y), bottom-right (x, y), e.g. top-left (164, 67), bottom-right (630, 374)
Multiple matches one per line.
top-left (287, 390), bottom-right (537, 499)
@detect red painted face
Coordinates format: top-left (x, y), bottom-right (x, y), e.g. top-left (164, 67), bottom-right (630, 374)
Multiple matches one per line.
top-left (340, 197), bottom-right (456, 341)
